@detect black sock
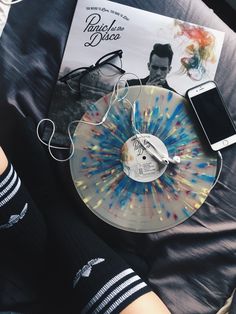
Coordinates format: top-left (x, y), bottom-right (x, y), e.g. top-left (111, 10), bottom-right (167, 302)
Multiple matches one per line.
top-left (47, 206), bottom-right (151, 314)
top-left (0, 162), bottom-right (151, 313)
top-left (0, 162), bottom-right (49, 311)
top-left (0, 162), bottom-right (47, 264)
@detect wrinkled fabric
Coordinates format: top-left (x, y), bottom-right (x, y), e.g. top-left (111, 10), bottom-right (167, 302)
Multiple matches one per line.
top-left (0, 1), bottom-right (236, 314)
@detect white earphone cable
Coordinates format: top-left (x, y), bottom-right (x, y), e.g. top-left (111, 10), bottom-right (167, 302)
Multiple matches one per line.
top-left (210, 150), bottom-right (223, 191)
top-left (1, 0), bottom-right (23, 5)
top-left (36, 78), bottom-right (123, 162)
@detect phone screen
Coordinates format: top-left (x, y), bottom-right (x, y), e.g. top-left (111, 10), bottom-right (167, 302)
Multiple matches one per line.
top-left (190, 87), bottom-right (236, 144)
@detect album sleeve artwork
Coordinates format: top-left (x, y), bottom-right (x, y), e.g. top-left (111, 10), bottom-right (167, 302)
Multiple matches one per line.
top-left (43, 0), bottom-right (225, 146)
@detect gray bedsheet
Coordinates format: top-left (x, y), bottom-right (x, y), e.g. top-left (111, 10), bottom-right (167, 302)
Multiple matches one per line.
top-left (0, 1), bottom-right (236, 313)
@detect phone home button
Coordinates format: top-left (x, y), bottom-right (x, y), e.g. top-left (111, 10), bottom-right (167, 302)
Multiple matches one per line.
top-left (222, 139), bottom-right (229, 146)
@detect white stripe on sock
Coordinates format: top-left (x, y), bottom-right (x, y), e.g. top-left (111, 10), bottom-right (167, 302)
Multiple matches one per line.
top-left (0, 169), bottom-right (17, 198)
top-left (0, 164), bottom-right (13, 188)
top-left (94, 275), bottom-right (141, 313)
top-left (104, 282), bottom-right (147, 314)
top-left (0, 177), bottom-right (21, 207)
top-left (81, 268), bottom-right (134, 314)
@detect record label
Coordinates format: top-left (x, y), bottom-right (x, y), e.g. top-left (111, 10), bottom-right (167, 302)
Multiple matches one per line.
top-left (70, 86), bottom-right (217, 233)
top-left (121, 133), bottom-right (168, 182)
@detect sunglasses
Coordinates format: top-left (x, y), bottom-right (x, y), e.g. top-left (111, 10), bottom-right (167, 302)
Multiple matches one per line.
top-left (59, 50), bottom-right (125, 94)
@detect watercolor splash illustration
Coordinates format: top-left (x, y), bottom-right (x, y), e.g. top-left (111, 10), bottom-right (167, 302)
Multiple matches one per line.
top-left (70, 86), bottom-right (217, 232)
top-left (174, 20), bottom-right (216, 81)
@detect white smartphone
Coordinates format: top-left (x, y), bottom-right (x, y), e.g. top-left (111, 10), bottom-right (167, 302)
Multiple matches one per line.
top-left (186, 81), bottom-right (236, 151)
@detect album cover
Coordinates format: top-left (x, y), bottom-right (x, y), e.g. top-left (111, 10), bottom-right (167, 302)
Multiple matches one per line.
top-left (42, 0), bottom-right (225, 147)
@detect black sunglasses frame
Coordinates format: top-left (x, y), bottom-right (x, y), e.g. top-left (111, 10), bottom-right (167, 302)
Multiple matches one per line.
top-left (59, 49), bottom-right (125, 94)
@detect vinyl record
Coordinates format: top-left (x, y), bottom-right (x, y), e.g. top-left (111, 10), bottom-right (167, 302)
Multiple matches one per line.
top-left (70, 86), bottom-right (218, 233)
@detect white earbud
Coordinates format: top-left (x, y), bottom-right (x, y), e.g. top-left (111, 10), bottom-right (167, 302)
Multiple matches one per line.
top-left (167, 155), bottom-right (181, 164)
top-left (145, 147), bottom-right (180, 165)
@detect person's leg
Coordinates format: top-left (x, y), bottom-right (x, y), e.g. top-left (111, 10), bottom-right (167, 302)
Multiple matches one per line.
top-left (1, 146), bottom-right (170, 314)
top-left (45, 198), bottom-right (170, 314)
top-left (121, 291), bottom-right (171, 314)
top-left (0, 146), bottom-right (47, 260)
top-left (0, 146), bottom-right (48, 311)
top-left (0, 106), bottom-right (170, 313)
top-left (0, 147), bottom-right (7, 175)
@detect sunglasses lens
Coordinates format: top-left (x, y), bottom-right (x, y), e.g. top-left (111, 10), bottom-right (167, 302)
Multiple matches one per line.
top-left (65, 69), bottom-right (86, 93)
top-left (99, 54), bottom-right (122, 76)
top-left (67, 68), bottom-right (115, 96)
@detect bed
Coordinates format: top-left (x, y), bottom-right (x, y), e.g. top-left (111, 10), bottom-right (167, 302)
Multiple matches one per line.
top-left (0, 0), bottom-right (236, 313)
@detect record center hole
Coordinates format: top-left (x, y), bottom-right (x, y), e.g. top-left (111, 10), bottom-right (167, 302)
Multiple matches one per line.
top-left (142, 156), bottom-right (146, 160)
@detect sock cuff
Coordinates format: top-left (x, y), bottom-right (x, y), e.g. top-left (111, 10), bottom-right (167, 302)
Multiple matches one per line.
top-left (0, 163), bottom-right (28, 229)
top-left (80, 267), bottom-right (151, 313)
top-left (0, 162), bottom-right (21, 208)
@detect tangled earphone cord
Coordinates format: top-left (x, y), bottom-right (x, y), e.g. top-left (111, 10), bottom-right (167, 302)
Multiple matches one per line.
top-left (36, 74), bottom-right (131, 162)
top-left (36, 72), bottom-right (179, 164)
top-left (36, 70), bottom-right (221, 180)
top-left (36, 108), bottom-right (114, 162)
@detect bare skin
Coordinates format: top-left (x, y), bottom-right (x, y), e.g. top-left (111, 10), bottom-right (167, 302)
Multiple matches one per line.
top-left (0, 146), bottom-right (8, 175)
top-left (121, 291), bottom-right (171, 314)
top-left (147, 55), bottom-right (171, 87)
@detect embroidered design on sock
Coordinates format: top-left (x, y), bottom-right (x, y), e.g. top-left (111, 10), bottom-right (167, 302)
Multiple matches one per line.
top-left (73, 258), bottom-right (105, 288)
top-left (0, 203), bottom-right (28, 230)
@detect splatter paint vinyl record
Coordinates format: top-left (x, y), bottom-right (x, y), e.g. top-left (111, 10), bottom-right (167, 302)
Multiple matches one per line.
top-left (70, 86), bottom-right (217, 233)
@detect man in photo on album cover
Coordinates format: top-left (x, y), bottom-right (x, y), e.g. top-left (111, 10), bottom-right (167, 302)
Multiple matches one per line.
top-left (128, 43), bottom-right (176, 93)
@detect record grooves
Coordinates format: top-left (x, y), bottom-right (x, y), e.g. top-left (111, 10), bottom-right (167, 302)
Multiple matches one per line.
top-left (70, 86), bottom-right (217, 233)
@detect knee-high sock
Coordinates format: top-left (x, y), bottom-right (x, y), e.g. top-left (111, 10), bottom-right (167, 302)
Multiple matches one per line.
top-left (47, 205), bottom-right (151, 314)
top-left (0, 162), bottom-right (151, 313)
top-left (0, 162), bottom-right (49, 311)
top-left (0, 162), bottom-right (47, 257)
